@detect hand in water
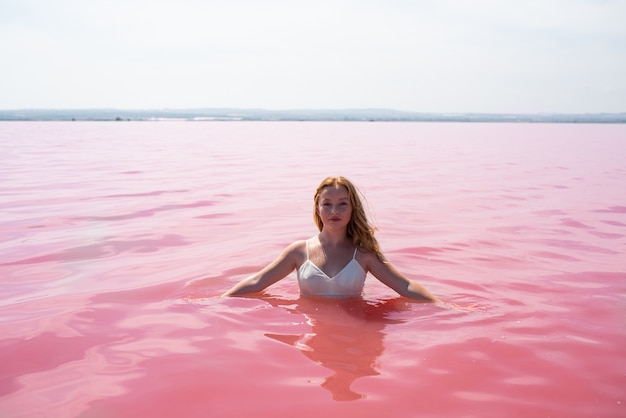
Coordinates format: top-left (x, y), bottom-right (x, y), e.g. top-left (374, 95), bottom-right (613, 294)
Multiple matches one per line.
top-left (437, 300), bottom-right (485, 312)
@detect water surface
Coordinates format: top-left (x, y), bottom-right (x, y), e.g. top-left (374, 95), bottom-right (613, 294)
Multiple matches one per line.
top-left (0, 121), bottom-right (624, 417)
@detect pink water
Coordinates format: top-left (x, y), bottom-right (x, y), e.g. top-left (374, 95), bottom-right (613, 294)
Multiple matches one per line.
top-left (0, 121), bottom-right (624, 417)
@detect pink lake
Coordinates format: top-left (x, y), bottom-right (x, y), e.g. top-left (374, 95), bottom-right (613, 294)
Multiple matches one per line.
top-left (0, 121), bottom-right (624, 417)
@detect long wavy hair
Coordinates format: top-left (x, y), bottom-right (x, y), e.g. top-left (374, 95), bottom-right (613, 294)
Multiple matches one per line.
top-left (313, 176), bottom-right (384, 261)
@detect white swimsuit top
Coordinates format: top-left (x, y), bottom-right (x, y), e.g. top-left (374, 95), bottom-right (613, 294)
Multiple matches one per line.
top-left (297, 240), bottom-right (367, 297)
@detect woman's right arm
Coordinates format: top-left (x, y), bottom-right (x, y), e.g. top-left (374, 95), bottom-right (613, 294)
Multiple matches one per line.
top-left (221, 241), bottom-right (303, 297)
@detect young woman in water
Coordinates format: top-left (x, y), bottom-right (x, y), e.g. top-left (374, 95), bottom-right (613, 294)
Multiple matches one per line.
top-left (222, 176), bottom-right (439, 302)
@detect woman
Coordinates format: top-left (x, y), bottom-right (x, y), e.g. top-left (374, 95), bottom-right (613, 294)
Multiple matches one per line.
top-left (222, 176), bottom-right (439, 302)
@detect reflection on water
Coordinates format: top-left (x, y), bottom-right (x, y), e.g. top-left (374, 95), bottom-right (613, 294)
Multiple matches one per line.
top-left (261, 296), bottom-right (414, 401)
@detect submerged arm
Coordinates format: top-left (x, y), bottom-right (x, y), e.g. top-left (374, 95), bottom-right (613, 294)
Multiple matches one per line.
top-left (221, 242), bottom-right (300, 297)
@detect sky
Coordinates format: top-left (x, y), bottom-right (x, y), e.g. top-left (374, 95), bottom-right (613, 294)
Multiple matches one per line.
top-left (1, 0), bottom-right (625, 113)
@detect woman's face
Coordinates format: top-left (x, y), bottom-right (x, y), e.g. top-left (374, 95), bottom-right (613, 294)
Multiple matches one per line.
top-left (316, 186), bottom-right (352, 230)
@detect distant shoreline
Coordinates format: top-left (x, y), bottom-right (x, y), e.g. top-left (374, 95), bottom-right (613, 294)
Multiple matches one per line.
top-left (1, 108), bottom-right (625, 123)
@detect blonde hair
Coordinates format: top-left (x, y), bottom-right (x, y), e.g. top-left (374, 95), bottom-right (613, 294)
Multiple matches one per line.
top-left (313, 176), bottom-right (384, 261)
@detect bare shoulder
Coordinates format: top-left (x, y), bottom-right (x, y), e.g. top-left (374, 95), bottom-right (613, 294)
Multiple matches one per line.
top-left (356, 247), bottom-right (386, 270)
top-left (285, 239), bottom-right (307, 254)
top-left (281, 239), bottom-right (308, 264)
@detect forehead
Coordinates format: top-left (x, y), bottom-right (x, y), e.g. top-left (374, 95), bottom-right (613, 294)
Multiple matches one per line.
top-left (319, 185), bottom-right (350, 200)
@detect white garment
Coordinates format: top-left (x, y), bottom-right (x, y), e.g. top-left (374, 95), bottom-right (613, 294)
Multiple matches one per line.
top-left (297, 240), bottom-right (366, 297)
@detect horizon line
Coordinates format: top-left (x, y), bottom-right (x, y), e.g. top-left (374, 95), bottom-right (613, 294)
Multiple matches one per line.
top-left (1, 107), bottom-right (625, 115)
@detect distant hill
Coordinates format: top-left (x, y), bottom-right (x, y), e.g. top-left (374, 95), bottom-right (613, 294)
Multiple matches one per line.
top-left (0, 108), bottom-right (625, 123)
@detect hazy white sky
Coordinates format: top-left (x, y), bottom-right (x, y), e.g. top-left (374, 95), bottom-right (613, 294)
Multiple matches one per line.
top-left (1, 0), bottom-right (625, 113)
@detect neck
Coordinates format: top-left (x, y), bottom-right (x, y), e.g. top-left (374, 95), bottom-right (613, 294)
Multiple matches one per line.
top-left (318, 228), bottom-right (351, 247)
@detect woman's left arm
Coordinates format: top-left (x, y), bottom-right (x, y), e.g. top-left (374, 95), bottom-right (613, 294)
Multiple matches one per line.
top-left (365, 254), bottom-right (440, 302)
